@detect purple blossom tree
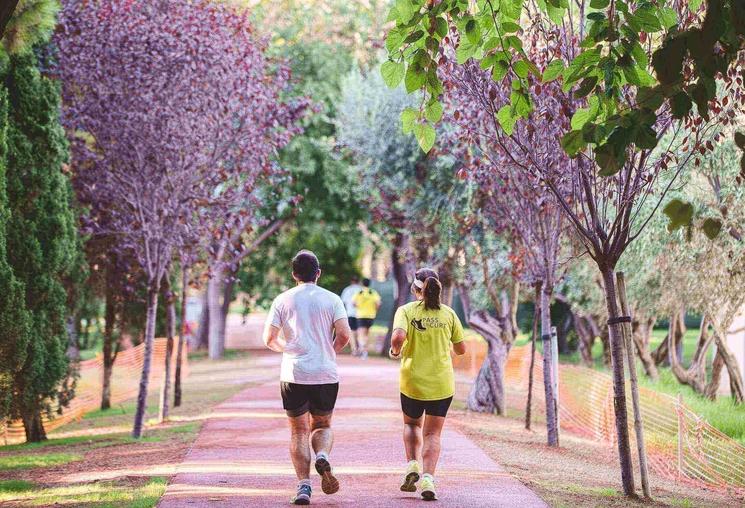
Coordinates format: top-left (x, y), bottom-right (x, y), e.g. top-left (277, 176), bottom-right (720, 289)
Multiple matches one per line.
top-left (56, 0), bottom-right (304, 437)
top-left (441, 56), bottom-right (570, 446)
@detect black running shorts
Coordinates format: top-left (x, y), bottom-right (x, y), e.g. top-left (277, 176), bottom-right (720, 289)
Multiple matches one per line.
top-left (348, 317), bottom-right (359, 331)
top-left (400, 392), bottom-right (453, 419)
top-left (280, 382), bottom-right (339, 417)
top-left (357, 318), bottom-right (374, 329)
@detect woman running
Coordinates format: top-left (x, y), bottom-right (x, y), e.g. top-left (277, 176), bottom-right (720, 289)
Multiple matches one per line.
top-left (389, 268), bottom-right (466, 501)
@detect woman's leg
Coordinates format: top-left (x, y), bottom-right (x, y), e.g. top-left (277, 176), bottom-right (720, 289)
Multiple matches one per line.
top-left (403, 413), bottom-right (423, 462)
top-left (422, 414), bottom-right (446, 475)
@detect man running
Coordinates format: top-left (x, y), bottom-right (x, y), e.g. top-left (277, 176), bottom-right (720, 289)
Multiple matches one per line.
top-left (263, 250), bottom-right (351, 505)
top-left (351, 277), bottom-right (381, 359)
top-left (339, 276), bottom-right (363, 355)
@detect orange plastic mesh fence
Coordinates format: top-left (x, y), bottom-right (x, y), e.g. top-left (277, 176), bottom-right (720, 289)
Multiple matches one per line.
top-left (0, 338), bottom-right (188, 445)
top-left (454, 343), bottom-right (745, 494)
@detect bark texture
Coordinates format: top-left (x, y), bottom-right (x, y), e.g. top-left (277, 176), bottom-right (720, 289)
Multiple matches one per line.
top-left (466, 310), bottom-right (510, 414)
top-left (159, 276), bottom-right (176, 422)
top-left (132, 287), bottom-right (159, 438)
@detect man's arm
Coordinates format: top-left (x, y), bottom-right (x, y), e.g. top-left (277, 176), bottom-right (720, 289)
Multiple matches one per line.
top-left (263, 324), bottom-right (287, 353)
top-left (333, 318), bottom-right (352, 353)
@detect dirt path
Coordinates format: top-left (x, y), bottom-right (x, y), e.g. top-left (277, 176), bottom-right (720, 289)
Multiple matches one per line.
top-left (158, 353), bottom-right (547, 507)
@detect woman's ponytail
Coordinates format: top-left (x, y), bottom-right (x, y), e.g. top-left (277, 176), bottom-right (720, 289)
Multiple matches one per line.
top-left (423, 276), bottom-right (441, 310)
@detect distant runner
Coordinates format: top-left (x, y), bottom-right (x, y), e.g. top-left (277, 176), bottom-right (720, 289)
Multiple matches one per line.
top-left (339, 276), bottom-right (363, 355)
top-left (351, 277), bottom-right (381, 359)
top-left (389, 268), bottom-right (466, 501)
top-left (262, 250), bottom-right (351, 505)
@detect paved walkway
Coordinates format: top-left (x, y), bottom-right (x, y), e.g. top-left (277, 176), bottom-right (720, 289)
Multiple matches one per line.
top-left (158, 354), bottom-right (547, 507)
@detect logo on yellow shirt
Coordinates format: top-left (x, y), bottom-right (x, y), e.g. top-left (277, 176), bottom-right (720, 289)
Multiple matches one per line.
top-left (411, 318), bottom-right (426, 331)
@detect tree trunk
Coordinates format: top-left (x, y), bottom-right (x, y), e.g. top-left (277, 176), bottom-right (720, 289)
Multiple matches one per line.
top-left (382, 233), bottom-right (410, 354)
top-left (525, 282), bottom-right (541, 431)
top-left (132, 286), bottom-right (159, 438)
top-left (101, 278), bottom-right (117, 411)
top-left (599, 324), bottom-right (612, 367)
top-left (0, 1), bottom-right (19, 43)
top-left (616, 272), bottom-right (651, 499)
top-left (711, 330), bottom-right (745, 403)
top-left (196, 294), bottom-right (209, 349)
top-left (21, 408), bottom-right (46, 443)
top-left (574, 314), bottom-right (596, 367)
top-left (540, 286), bottom-right (559, 447)
top-left (632, 316), bottom-right (658, 380)
top-left (704, 347), bottom-right (725, 400)
top-left (466, 311), bottom-right (510, 414)
top-left (669, 315), bottom-right (713, 394)
top-left (207, 264), bottom-right (224, 360)
top-left (159, 276), bottom-right (176, 422)
top-left (600, 268), bottom-right (636, 497)
top-left (174, 265), bottom-right (188, 408)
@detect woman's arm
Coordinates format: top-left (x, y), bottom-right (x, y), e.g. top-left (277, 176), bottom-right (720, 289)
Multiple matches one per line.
top-left (391, 328), bottom-right (407, 357)
top-left (452, 340), bottom-right (467, 356)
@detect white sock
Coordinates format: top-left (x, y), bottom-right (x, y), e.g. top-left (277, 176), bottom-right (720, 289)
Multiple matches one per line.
top-left (298, 478), bottom-right (311, 487)
top-left (422, 473), bottom-right (434, 481)
top-left (408, 459), bottom-right (419, 468)
top-left (316, 452), bottom-right (328, 462)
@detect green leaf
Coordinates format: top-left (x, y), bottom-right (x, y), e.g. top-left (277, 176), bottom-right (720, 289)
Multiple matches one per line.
top-left (622, 65), bottom-right (656, 87)
top-left (735, 131), bottom-right (745, 149)
top-left (497, 105), bottom-right (516, 135)
top-left (434, 17), bottom-right (448, 38)
top-left (663, 199), bottom-right (694, 235)
top-left (658, 7), bottom-right (678, 29)
top-left (542, 60), bottom-right (565, 82)
top-left (385, 27), bottom-right (407, 53)
top-left (590, 0), bottom-right (609, 8)
top-left (670, 92), bottom-right (692, 119)
top-left (702, 218), bottom-right (723, 239)
top-left (414, 123), bottom-right (436, 152)
top-left (689, 0), bottom-right (703, 11)
top-left (596, 149), bottom-right (625, 176)
top-left (400, 108), bottom-right (418, 134)
top-left (492, 61), bottom-right (509, 81)
top-left (637, 87), bottom-right (664, 111)
top-left (465, 18), bottom-right (481, 44)
top-left (425, 100), bottom-right (443, 123)
top-left (510, 89), bottom-right (531, 117)
top-left (631, 6), bottom-right (662, 32)
top-left (404, 65), bottom-right (426, 93)
top-left (634, 125), bottom-right (658, 150)
top-left (456, 37), bottom-right (478, 64)
top-left (574, 76), bottom-right (598, 98)
top-left (561, 130), bottom-right (585, 157)
top-left (395, 0), bottom-right (417, 23)
top-left (381, 61), bottom-right (406, 88)
top-left (502, 22), bottom-right (520, 33)
top-left (513, 60), bottom-right (529, 78)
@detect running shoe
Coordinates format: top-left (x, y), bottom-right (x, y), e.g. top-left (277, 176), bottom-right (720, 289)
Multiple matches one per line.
top-left (420, 475), bottom-right (437, 501)
top-left (291, 483), bottom-right (311, 505)
top-left (315, 456), bottom-right (340, 494)
top-left (400, 461), bottom-right (420, 492)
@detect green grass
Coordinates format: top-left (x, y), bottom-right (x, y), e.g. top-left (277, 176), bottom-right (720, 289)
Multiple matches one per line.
top-left (0, 452), bottom-right (82, 471)
top-left (0, 476), bottom-right (167, 507)
top-left (0, 479), bottom-right (35, 492)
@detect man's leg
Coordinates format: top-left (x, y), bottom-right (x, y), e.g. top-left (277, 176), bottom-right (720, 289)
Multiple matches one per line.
top-left (358, 327), bottom-right (368, 356)
top-left (288, 413), bottom-right (311, 480)
top-left (310, 413), bottom-right (333, 458)
top-left (421, 414), bottom-right (445, 475)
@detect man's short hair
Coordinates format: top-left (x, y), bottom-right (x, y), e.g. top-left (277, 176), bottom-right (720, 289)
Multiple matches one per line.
top-left (350, 275), bottom-right (359, 283)
top-left (292, 250), bottom-right (320, 282)
top-left (362, 278), bottom-right (371, 287)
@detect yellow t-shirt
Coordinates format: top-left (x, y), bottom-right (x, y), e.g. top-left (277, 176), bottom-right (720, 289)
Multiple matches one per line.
top-left (393, 301), bottom-right (465, 401)
top-left (352, 288), bottom-right (381, 319)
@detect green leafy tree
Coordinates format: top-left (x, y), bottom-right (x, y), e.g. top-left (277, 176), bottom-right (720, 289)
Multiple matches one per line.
top-left (239, 41), bottom-right (366, 303)
top-left (3, 50), bottom-right (77, 442)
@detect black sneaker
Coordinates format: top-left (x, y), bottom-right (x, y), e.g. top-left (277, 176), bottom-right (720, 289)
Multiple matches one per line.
top-left (315, 456), bottom-right (340, 495)
top-left (291, 483), bottom-right (311, 505)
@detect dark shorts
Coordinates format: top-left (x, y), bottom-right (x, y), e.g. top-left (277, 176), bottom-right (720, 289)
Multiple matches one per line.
top-left (357, 318), bottom-right (374, 329)
top-left (280, 382), bottom-right (339, 417)
top-left (348, 317), bottom-right (358, 331)
top-left (401, 393), bottom-right (453, 419)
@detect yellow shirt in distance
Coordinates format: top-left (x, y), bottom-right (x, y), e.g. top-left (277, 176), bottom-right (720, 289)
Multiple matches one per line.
top-left (352, 288), bottom-right (381, 319)
top-left (393, 301), bottom-right (464, 401)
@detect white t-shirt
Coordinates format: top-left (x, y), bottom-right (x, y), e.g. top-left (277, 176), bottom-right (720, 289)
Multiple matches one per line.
top-left (340, 283), bottom-right (363, 318)
top-left (265, 283), bottom-right (347, 384)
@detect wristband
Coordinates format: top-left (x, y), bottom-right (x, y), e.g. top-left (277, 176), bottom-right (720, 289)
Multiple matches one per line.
top-left (389, 347), bottom-right (401, 359)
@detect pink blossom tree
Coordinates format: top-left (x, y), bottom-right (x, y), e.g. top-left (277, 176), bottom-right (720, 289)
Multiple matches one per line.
top-left (56, 0), bottom-right (303, 437)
